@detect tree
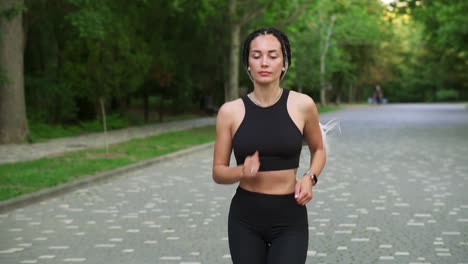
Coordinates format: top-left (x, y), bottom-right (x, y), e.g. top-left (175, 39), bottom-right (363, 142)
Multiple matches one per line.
top-left (288, 0), bottom-right (388, 103)
top-left (225, 0), bottom-right (272, 101)
top-left (319, 14), bottom-right (336, 105)
top-left (389, 0), bottom-right (468, 101)
top-left (23, 0), bottom-right (80, 123)
top-left (0, 0), bottom-right (28, 143)
top-left (63, 0), bottom-right (151, 114)
top-left (335, 0), bottom-right (388, 103)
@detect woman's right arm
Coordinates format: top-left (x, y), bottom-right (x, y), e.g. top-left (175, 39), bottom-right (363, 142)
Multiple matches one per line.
top-left (212, 103), bottom-right (244, 184)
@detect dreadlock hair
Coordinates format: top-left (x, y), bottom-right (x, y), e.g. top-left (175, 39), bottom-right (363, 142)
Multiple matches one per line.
top-left (242, 28), bottom-right (292, 80)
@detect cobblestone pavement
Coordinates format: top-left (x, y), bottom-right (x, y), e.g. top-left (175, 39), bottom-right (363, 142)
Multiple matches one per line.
top-left (0, 117), bottom-right (215, 165)
top-left (0, 104), bottom-right (467, 264)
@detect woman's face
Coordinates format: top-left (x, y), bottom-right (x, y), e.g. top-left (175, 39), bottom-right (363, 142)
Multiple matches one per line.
top-left (248, 34), bottom-right (284, 85)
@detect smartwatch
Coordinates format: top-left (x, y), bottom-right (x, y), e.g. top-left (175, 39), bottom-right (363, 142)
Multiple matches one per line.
top-left (304, 170), bottom-right (318, 186)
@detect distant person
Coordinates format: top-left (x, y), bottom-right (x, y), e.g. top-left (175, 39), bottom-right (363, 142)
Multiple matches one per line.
top-left (373, 85), bottom-right (384, 104)
top-left (212, 28), bottom-right (327, 264)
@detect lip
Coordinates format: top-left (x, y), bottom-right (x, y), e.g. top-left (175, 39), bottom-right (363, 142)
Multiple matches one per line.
top-left (258, 71), bottom-right (272, 76)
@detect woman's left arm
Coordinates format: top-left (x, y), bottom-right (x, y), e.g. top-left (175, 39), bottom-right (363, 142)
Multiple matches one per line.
top-left (294, 95), bottom-right (326, 205)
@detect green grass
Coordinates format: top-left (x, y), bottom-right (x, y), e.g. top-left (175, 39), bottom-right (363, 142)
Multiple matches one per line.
top-left (318, 105), bottom-right (342, 113)
top-left (28, 113), bottom-right (205, 143)
top-left (0, 125), bottom-right (216, 201)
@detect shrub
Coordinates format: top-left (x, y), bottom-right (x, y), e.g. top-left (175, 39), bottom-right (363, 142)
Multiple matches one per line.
top-left (436, 89), bottom-right (459, 101)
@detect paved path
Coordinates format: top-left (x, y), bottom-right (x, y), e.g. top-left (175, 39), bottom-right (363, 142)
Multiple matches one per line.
top-left (1, 104), bottom-right (467, 264)
top-left (0, 117), bottom-right (215, 165)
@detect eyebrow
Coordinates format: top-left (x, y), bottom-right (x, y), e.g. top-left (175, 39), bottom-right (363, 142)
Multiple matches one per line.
top-left (251, 50), bottom-right (279, 54)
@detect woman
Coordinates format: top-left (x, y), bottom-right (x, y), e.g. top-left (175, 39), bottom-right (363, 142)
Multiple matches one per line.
top-left (212, 28), bottom-right (326, 264)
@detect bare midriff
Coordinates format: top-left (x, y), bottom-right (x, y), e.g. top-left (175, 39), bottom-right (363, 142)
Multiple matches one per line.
top-left (239, 169), bottom-right (297, 195)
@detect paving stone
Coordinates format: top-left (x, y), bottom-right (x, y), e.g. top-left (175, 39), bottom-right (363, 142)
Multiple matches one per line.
top-left (0, 104), bottom-right (467, 263)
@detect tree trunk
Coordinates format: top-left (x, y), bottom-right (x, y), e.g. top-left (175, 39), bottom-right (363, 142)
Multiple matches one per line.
top-left (224, 81), bottom-right (229, 104)
top-left (0, 0), bottom-right (28, 144)
top-left (336, 94), bottom-right (341, 105)
top-left (228, 24), bottom-right (241, 101)
top-left (158, 96), bottom-right (164, 122)
top-left (319, 14), bottom-right (336, 106)
top-left (348, 84), bottom-right (354, 103)
top-left (320, 87), bottom-right (326, 106)
top-left (99, 97), bottom-right (109, 156)
top-left (143, 87), bottom-right (149, 122)
top-left (227, 0), bottom-right (240, 102)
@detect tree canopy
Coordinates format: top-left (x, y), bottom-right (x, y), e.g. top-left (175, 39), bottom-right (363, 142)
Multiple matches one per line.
top-left (0, 0), bottom-right (466, 143)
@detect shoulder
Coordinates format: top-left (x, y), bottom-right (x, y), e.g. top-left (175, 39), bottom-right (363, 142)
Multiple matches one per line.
top-left (218, 98), bottom-right (243, 117)
top-left (216, 98), bottom-right (244, 124)
top-left (288, 90), bottom-right (317, 114)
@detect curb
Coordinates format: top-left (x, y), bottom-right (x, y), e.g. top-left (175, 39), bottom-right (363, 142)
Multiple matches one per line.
top-left (0, 142), bottom-right (214, 213)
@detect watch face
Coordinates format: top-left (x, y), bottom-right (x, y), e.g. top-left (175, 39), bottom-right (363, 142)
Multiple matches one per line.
top-left (310, 174), bottom-right (317, 185)
top-left (305, 171), bottom-right (317, 185)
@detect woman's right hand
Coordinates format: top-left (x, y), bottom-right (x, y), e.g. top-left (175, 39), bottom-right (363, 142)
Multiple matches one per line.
top-left (242, 151), bottom-right (260, 178)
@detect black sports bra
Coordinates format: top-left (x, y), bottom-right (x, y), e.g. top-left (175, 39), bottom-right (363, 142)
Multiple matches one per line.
top-left (232, 89), bottom-right (303, 171)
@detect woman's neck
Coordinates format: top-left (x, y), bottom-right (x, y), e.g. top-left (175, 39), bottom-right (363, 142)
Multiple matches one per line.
top-left (250, 83), bottom-right (283, 107)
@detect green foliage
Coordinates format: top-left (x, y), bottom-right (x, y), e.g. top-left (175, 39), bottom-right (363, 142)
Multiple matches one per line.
top-left (0, 67), bottom-right (8, 86)
top-left (0, 2), bottom-right (26, 21)
top-left (27, 122), bottom-right (82, 142)
top-left (26, 73), bottom-right (78, 123)
top-left (388, 0), bottom-right (467, 102)
top-left (281, 0), bottom-right (389, 103)
top-left (436, 89), bottom-right (459, 102)
top-left (17, 0), bottom-right (468, 131)
top-left (65, 0), bottom-right (111, 40)
top-left (28, 113), bottom-right (129, 142)
top-left (79, 113), bottom-right (129, 132)
top-left (63, 0), bottom-right (152, 103)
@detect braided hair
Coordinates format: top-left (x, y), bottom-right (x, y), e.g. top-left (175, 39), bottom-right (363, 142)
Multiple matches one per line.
top-left (242, 28), bottom-right (292, 80)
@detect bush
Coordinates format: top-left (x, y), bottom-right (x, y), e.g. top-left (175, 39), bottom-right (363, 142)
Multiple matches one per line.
top-left (436, 89), bottom-right (459, 101)
top-left (79, 113), bottom-right (129, 132)
top-left (28, 122), bottom-right (82, 142)
top-left (29, 113), bottom-right (129, 142)
top-left (26, 74), bottom-right (78, 123)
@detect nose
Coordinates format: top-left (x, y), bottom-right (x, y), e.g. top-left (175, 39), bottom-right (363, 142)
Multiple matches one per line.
top-left (260, 55), bottom-right (268, 67)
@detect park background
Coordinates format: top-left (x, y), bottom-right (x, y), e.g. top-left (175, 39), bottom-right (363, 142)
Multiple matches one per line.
top-left (0, 0), bottom-right (466, 144)
top-left (0, 1), bottom-right (467, 263)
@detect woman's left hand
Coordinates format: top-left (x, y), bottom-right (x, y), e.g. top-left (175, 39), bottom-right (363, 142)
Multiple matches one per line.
top-left (294, 176), bottom-right (313, 206)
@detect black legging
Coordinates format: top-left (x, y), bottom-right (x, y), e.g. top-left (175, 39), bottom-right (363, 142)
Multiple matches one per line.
top-left (228, 187), bottom-right (309, 264)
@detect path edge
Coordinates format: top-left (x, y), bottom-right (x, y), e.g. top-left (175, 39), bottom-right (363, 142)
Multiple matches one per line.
top-left (0, 142), bottom-right (214, 213)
